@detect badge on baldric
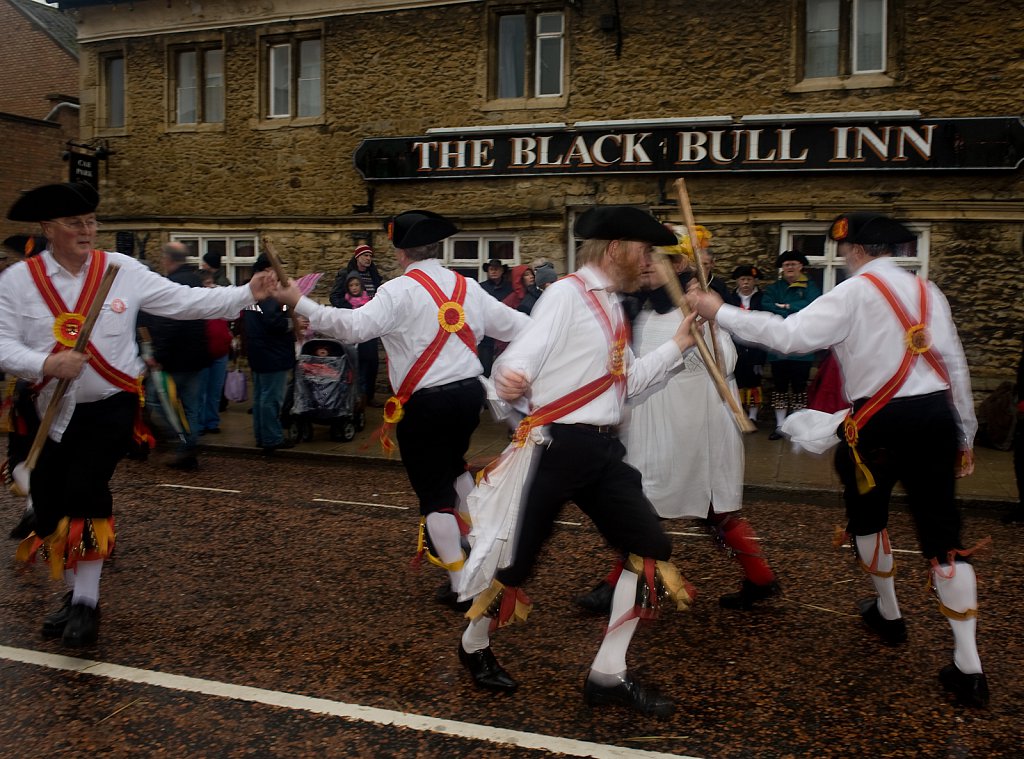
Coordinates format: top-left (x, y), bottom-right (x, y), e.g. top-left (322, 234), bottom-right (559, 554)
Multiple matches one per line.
top-left (53, 312), bottom-right (85, 347)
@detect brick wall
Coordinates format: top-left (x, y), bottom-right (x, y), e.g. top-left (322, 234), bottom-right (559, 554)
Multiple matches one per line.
top-left (0, 2), bottom-right (78, 120)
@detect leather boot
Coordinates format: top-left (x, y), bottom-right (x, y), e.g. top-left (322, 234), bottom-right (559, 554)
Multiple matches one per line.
top-left (574, 580), bottom-right (614, 615)
top-left (857, 597), bottom-right (906, 645)
top-left (458, 645), bottom-right (518, 692)
top-left (583, 673), bottom-right (675, 718)
top-left (41, 592), bottom-right (73, 639)
top-left (939, 663), bottom-right (989, 708)
top-left (719, 579), bottom-right (781, 610)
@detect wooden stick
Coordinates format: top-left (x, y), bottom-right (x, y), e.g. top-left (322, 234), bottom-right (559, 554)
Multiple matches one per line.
top-left (674, 178), bottom-right (724, 372)
top-left (23, 264), bottom-right (121, 471)
top-left (258, 235), bottom-right (291, 286)
top-left (654, 255), bottom-right (755, 434)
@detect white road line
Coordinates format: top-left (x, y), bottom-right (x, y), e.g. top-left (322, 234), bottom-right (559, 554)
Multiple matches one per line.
top-left (312, 498), bottom-right (409, 511)
top-left (0, 645), bottom-right (697, 759)
top-left (157, 484), bottom-right (242, 494)
top-left (555, 520), bottom-right (583, 527)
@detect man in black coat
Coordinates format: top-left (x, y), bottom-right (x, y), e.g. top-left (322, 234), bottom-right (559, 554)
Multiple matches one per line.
top-left (725, 264), bottom-right (767, 425)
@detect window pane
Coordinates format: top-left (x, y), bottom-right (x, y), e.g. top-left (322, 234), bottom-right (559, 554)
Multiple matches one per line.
top-left (204, 48), bottom-right (224, 123)
top-left (488, 240), bottom-right (515, 260)
top-left (106, 56), bottom-right (125, 128)
top-left (537, 37), bottom-right (562, 96)
top-left (234, 239), bottom-right (256, 258)
top-left (452, 240), bottom-right (478, 260)
top-left (176, 51), bottom-right (197, 124)
top-left (269, 44), bottom-right (290, 117)
top-left (790, 233), bottom-right (826, 256)
top-left (854, 0), bottom-right (885, 72)
top-left (177, 238), bottom-right (199, 257)
top-left (805, 0), bottom-right (839, 78)
top-left (538, 12), bottom-right (562, 35)
top-left (498, 14), bottom-right (526, 98)
top-left (297, 39), bottom-right (322, 117)
top-left (206, 239), bottom-right (227, 258)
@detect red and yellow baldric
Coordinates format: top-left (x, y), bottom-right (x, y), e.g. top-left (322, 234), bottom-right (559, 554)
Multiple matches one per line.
top-left (843, 273), bottom-right (950, 493)
top-left (376, 269), bottom-right (478, 453)
top-left (27, 250), bottom-right (153, 447)
top-left (483, 275), bottom-right (628, 478)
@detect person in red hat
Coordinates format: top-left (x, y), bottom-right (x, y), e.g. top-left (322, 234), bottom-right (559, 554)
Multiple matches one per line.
top-left (0, 182), bottom-right (276, 648)
top-left (275, 210), bottom-right (530, 612)
top-left (687, 211), bottom-right (986, 708)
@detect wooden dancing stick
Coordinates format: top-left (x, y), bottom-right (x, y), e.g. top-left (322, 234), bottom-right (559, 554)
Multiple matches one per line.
top-left (20, 264), bottom-right (121, 478)
top-left (258, 235), bottom-right (292, 287)
top-left (653, 255), bottom-right (755, 434)
top-left (674, 177), bottom-right (724, 372)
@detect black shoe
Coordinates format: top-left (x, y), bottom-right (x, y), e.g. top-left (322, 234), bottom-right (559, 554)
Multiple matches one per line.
top-left (167, 456), bottom-right (199, 471)
top-left (939, 663), bottom-right (989, 708)
top-left (583, 673), bottom-right (675, 718)
top-left (768, 428), bottom-right (783, 440)
top-left (261, 440), bottom-right (296, 455)
top-left (574, 580), bottom-right (614, 615)
top-left (857, 597), bottom-right (906, 645)
top-left (458, 645), bottom-right (518, 692)
top-left (203, 428), bottom-right (221, 435)
top-left (1001, 507), bottom-right (1024, 524)
top-left (435, 581), bottom-right (471, 613)
top-left (61, 603), bottom-right (100, 648)
top-left (41, 592), bottom-right (73, 639)
top-left (9, 508), bottom-right (36, 540)
top-left (719, 579), bottom-right (782, 610)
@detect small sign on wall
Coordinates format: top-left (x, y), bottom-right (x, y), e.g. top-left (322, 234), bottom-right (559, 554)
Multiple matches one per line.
top-left (69, 152), bottom-right (98, 187)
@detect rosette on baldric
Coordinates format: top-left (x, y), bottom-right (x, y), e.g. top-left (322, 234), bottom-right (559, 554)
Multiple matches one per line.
top-left (16, 516), bottom-right (116, 580)
top-left (466, 579), bottom-right (532, 632)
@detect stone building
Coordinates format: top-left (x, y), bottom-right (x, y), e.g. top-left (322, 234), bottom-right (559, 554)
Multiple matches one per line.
top-left (50, 0), bottom-right (1024, 388)
top-left (0, 0), bottom-right (80, 245)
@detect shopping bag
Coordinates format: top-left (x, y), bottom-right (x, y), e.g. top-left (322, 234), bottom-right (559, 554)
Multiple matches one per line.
top-left (224, 365), bottom-right (248, 403)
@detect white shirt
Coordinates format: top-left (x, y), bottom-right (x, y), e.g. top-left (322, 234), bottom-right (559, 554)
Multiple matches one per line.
top-left (495, 264), bottom-right (684, 427)
top-left (293, 258), bottom-right (529, 393)
top-left (0, 249), bottom-right (257, 439)
top-left (716, 256), bottom-right (977, 444)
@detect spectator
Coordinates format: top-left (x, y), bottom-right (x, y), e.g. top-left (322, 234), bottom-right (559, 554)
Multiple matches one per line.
top-left (503, 265), bottom-right (542, 315)
top-left (533, 261), bottom-right (558, 291)
top-left (726, 264), bottom-right (767, 424)
top-left (330, 244), bottom-right (384, 406)
top-left (478, 258), bottom-right (512, 376)
top-left (200, 251), bottom-right (232, 286)
top-left (197, 270), bottom-right (234, 435)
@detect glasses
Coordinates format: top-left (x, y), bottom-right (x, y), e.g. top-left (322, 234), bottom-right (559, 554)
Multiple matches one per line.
top-left (51, 218), bottom-right (100, 232)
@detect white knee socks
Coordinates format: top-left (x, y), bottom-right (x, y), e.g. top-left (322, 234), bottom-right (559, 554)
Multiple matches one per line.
top-left (855, 533), bottom-right (901, 620)
top-left (461, 615), bottom-right (491, 654)
top-left (590, 568), bottom-right (640, 680)
top-left (71, 559), bottom-right (103, 608)
top-left (425, 511), bottom-right (465, 590)
top-left (932, 561), bottom-right (982, 675)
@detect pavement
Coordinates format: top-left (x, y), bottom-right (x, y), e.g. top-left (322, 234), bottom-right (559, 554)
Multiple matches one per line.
top-left (199, 399), bottom-right (1020, 509)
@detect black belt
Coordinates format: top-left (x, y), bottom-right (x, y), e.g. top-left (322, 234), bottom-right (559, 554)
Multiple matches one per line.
top-left (552, 422), bottom-right (620, 437)
top-left (852, 389), bottom-right (947, 412)
top-left (413, 377), bottom-right (480, 397)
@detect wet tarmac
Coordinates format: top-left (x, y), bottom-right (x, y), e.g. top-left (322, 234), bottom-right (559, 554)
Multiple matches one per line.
top-left (1, 446), bottom-right (1021, 758)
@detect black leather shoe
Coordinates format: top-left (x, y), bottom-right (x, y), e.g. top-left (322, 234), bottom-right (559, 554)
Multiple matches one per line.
top-left (61, 603), bottom-right (100, 648)
top-left (768, 428), bottom-right (784, 440)
top-left (719, 579), bottom-right (782, 610)
top-left (857, 597), bottom-right (906, 645)
top-left (167, 455), bottom-right (199, 472)
top-left (574, 580), bottom-right (614, 615)
top-left (435, 581), bottom-right (471, 613)
top-left (41, 592), bottom-right (73, 639)
top-left (583, 673), bottom-right (675, 718)
top-left (458, 645), bottom-right (518, 692)
top-left (939, 664), bottom-right (989, 708)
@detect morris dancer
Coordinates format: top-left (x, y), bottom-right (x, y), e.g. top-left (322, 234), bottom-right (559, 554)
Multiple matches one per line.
top-left (688, 212), bottom-right (986, 707)
top-left (0, 182), bottom-right (275, 647)
top-left (456, 206), bottom-right (697, 718)
top-left (576, 243), bottom-right (779, 616)
top-left (274, 210), bottom-right (529, 609)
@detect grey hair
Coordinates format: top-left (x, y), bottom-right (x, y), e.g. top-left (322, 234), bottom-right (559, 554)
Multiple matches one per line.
top-left (402, 242), bottom-right (442, 261)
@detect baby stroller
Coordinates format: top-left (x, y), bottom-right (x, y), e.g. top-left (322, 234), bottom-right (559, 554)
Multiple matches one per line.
top-left (284, 338), bottom-right (365, 442)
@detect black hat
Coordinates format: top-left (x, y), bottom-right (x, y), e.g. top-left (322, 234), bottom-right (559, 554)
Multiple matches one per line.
top-left (776, 250), bottom-right (809, 268)
top-left (482, 258), bottom-right (509, 273)
top-left (574, 206), bottom-right (677, 246)
top-left (2, 234), bottom-right (47, 257)
top-left (386, 210), bottom-right (457, 248)
top-left (828, 212), bottom-right (915, 245)
top-left (7, 182), bottom-right (99, 222)
top-left (731, 264), bottom-right (761, 279)
top-left (203, 251), bottom-right (222, 269)
top-left (252, 253), bottom-right (272, 273)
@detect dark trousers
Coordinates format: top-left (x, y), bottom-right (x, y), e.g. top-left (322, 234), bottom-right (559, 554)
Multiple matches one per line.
top-left (496, 424), bottom-right (672, 588)
top-left (834, 391), bottom-right (962, 561)
top-left (31, 392), bottom-right (136, 537)
top-left (770, 359), bottom-right (812, 397)
top-left (357, 338), bottom-right (380, 401)
top-left (396, 378), bottom-right (485, 515)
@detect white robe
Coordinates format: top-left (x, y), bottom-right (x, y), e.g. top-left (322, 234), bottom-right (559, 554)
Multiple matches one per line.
top-left (624, 308), bottom-right (743, 519)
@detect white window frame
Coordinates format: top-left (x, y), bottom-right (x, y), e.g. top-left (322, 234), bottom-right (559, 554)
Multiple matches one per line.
top-left (800, 0), bottom-right (890, 85)
top-left (443, 234), bottom-right (520, 281)
top-left (492, 8), bottom-right (566, 102)
top-left (173, 45), bottom-right (224, 126)
top-left (852, 0), bottom-right (886, 74)
top-left (779, 221), bottom-right (929, 293)
top-left (265, 35), bottom-right (322, 120)
top-left (170, 233), bottom-right (259, 285)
